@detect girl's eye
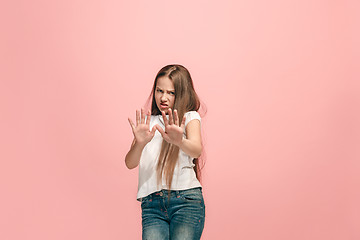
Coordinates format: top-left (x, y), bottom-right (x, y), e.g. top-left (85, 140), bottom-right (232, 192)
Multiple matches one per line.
top-left (170, 92), bottom-right (175, 95)
top-left (157, 89), bottom-right (163, 93)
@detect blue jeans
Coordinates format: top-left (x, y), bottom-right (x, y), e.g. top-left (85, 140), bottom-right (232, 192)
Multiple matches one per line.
top-left (140, 187), bottom-right (205, 240)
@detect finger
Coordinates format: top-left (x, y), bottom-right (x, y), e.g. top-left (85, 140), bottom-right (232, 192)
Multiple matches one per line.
top-left (168, 108), bottom-right (174, 125)
top-left (155, 125), bottom-right (170, 142)
top-left (128, 118), bottom-right (135, 130)
top-left (161, 111), bottom-right (168, 127)
top-left (141, 108), bottom-right (145, 124)
top-left (180, 115), bottom-right (186, 129)
top-left (136, 110), bottom-right (140, 126)
top-left (174, 109), bottom-right (179, 126)
top-left (145, 110), bottom-right (151, 125)
top-left (150, 126), bottom-right (157, 136)
top-left (155, 124), bottom-right (166, 137)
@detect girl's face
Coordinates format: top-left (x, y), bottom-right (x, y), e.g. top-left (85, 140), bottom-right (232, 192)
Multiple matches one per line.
top-left (155, 76), bottom-right (175, 113)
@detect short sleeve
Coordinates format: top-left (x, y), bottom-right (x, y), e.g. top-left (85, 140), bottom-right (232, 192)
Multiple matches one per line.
top-left (184, 111), bottom-right (201, 127)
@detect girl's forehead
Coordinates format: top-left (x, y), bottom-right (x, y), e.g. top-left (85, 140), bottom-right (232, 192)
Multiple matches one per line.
top-left (156, 76), bottom-right (174, 89)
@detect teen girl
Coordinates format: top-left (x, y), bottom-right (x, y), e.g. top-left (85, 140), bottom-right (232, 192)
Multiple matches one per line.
top-left (125, 64), bottom-right (205, 239)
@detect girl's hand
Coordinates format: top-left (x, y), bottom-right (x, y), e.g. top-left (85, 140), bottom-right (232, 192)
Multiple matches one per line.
top-left (128, 109), bottom-right (156, 146)
top-left (155, 109), bottom-right (186, 146)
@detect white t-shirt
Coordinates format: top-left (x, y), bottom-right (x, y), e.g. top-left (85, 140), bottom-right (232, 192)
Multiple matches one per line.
top-left (137, 111), bottom-right (202, 201)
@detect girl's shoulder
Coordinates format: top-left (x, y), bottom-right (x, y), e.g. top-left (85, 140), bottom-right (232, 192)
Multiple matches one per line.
top-left (184, 111), bottom-right (201, 126)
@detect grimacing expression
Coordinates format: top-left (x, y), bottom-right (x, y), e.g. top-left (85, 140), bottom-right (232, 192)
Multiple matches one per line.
top-left (155, 76), bottom-right (175, 113)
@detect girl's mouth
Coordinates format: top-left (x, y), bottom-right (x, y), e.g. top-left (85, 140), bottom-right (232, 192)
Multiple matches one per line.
top-left (160, 103), bottom-right (168, 109)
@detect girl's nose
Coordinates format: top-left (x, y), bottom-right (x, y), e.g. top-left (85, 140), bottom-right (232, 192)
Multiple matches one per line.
top-left (161, 94), bottom-right (168, 101)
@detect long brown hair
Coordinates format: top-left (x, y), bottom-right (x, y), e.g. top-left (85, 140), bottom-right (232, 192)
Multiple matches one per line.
top-left (149, 64), bottom-right (204, 190)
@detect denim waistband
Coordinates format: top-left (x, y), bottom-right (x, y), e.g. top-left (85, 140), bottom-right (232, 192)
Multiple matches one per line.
top-left (140, 187), bottom-right (202, 202)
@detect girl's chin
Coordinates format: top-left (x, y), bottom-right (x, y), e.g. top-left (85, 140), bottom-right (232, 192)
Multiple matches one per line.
top-left (159, 106), bottom-right (170, 112)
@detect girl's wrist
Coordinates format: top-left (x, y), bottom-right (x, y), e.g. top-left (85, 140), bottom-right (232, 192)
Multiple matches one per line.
top-left (134, 139), bottom-right (147, 149)
top-left (176, 138), bottom-right (186, 149)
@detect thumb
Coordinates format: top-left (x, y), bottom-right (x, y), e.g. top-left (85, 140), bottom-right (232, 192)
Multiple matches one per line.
top-left (128, 118), bottom-right (135, 130)
top-left (150, 126), bottom-right (157, 136)
top-left (154, 124), bottom-right (166, 137)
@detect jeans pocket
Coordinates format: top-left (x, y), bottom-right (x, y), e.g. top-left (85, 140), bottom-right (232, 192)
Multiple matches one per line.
top-left (180, 188), bottom-right (204, 204)
top-left (140, 197), bottom-right (152, 209)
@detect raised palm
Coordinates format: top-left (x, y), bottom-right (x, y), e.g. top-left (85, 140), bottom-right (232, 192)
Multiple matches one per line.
top-left (128, 109), bottom-right (156, 146)
top-left (155, 109), bottom-right (186, 146)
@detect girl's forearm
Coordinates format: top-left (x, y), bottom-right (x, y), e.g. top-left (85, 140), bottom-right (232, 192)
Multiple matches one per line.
top-left (125, 140), bottom-right (146, 169)
top-left (177, 138), bottom-right (202, 159)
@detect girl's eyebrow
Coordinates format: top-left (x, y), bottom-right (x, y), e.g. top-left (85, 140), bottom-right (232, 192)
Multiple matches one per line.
top-left (156, 87), bottom-right (175, 91)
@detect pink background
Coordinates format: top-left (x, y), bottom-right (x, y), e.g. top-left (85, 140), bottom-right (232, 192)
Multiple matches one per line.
top-left (1, 0), bottom-right (359, 239)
